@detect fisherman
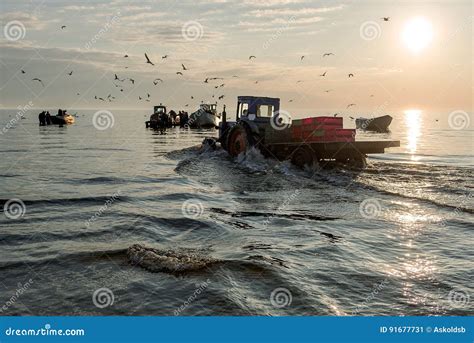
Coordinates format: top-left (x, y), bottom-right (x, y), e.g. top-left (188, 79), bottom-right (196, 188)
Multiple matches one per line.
top-left (57, 109), bottom-right (63, 116)
top-left (180, 111), bottom-right (189, 127)
top-left (38, 111), bottom-right (46, 126)
top-left (159, 111), bottom-right (168, 134)
top-left (45, 111), bottom-right (51, 125)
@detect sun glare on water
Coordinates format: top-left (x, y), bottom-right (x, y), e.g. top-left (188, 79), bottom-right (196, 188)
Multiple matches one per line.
top-left (402, 17), bottom-right (433, 54)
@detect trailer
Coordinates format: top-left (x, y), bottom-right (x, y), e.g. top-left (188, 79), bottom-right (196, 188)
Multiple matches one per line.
top-left (216, 96), bottom-right (399, 168)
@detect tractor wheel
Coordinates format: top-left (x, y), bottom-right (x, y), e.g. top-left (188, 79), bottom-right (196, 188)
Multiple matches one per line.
top-left (226, 124), bottom-right (255, 157)
top-left (346, 154), bottom-right (367, 169)
top-left (291, 146), bottom-right (316, 169)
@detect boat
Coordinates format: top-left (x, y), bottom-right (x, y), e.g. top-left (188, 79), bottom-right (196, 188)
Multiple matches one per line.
top-left (188, 103), bottom-right (219, 128)
top-left (50, 113), bottom-right (75, 125)
top-left (355, 115), bottom-right (392, 132)
top-left (145, 104), bottom-right (168, 130)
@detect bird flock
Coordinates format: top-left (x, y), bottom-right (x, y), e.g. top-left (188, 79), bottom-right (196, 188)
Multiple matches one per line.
top-left (18, 18), bottom-right (392, 110)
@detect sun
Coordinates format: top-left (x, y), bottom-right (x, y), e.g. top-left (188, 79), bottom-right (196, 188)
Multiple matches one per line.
top-left (402, 17), bottom-right (433, 54)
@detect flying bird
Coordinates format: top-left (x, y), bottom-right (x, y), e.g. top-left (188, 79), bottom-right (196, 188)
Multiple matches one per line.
top-left (204, 78), bottom-right (209, 83)
top-left (114, 74), bottom-right (124, 82)
top-left (218, 95), bottom-right (225, 100)
top-left (300, 55), bottom-right (305, 61)
top-left (147, 93), bottom-right (150, 98)
top-left (348, 73), bottom-right (354, 78)
top-left (181, 64), bottom-right (187, 71)
top-left (289, 99), bottom-right (293, 102)
top-left (320, 71), bottom-right (327, 77)
top-left (21, 70), bottom-right (26, 74)
top-left (129, 78), bottom-right (135, 84)
top-left (324, 89), bottom-right (333, 93)
top-left (176, 72), bottom-right (183, 75)
top-left (98, 97), bottom-right (105, 101)
top-left (249, 55), bottom-right (256, 60)
top-left (296, 80), bottom-right (303, 83)
top-left (219, 83), bottom-right (225, 87)
top-left (323, 53), bottom-right (334, 57)
top-left (61, 25), bottom-right (66, 29)
top-left (254, 81), bottom-right (259, 84)
top-left (145, 53), bottom-right (154, 65)
top-left (162, 55), bottom-right (168, 59)
top-left (381, 17), bottom-right (390, 21)
top-left (370, 94), bottom-right (374, 97)
top-left (153, 78), bottom-right (163, 85)
top-left (139, 96), bottom-right (142, 100)
top-left (232, 75), bottom-right (239, 78)
top-left (347, 103), bottom-right (356, 108)
top-left (32, 78), bottom-right (44, 87)
top-left (124, 54), bottom-right (128, 58)
top-left (214, 86), bottom-right (219, 89)
top-left (333, 113), bottom-right (339, 117)
top-left (191, 96), bottom-right (194, 99)
top-left (185, 104), bottom-right (189, 107)
top-left (68, 71), bottom-right (73, 76)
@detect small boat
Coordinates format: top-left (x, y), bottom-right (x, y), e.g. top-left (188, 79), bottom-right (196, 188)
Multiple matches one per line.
top-left (355, 115), bottom-right (392, 132)
top-left (50, 113), bottom-right (75, 125)
top-left (189, 103), bottom-right (219, 128)
top-left (145, 104), bottom-right (168, 130)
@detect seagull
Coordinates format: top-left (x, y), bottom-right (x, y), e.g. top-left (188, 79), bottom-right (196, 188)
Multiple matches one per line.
top-left (124, 54), bottom-right (128, 58)
top-left (300, 55), bottom-right (305, 61)
top-left (320, 71), bottom-right (327, 77)
top-left (218, 95), bottom-right (225, 100)
top-left (324, 89), bottom-right (333, 93)
top-left (204, 78), bottom-right (209, 83)
top-left (61, 25), bottom-right (66, 29)
top-left (323, 53), bottom-right (334, 57)
top-left (139, 96), bottom-right (142, 100)
top-left (98, 97), bottom-right (105, 101)
top-left (333, 113), bottom-right (339, 117)
top-left (296, 80), bottom-right (303, 83)
top-left (382, 17), bottom-right (390, 21)
top-left (176, 72), bottom-right (183, 75)
top-left (114, 74), bottom-right (124, 82)
top-left (32, 78), bottom-right (44, 87)
top-left (21, 70), bottom-right (26, 74)
top-left (370, 94), bottom-right (374, 97)
top-left (185, 104), bottom-right (189, 107)
top-left (68, 71), bottom-right (73, 76)
top-left (147, 93), bottom-right (150, 98)
top-left (120, 89), bottom-right (123, 92)
top-left (289, 99), bottom-right (294, 102)
top-left (232, 75), bottom-right (239, 78)
top-left (145, 53), bottom-right (154, 65)
top-left (162, 55), bottom-right (168, 59)
top-left (347, 103), bottom-right (356, 108)
top-left (219, 83), bottom-right (225, 87)
top-left (209, 77), bottom-right (224, 80)
top-left (348, 73), bottom-right (354, 78)
top-left (255, 81), bottom-right (259, 84)
top-left (191, 96), bottom-right (194, 99)
top-left (181, 64), bottom-right (187, 71)
top-left (214, 85), bottom-right (219, 89)
top-left (129, 78), bottom-right (135, 84)
top-left (249, 55), bottom-right (256, 60)
top-left (94, 96), bottom-right (97, 99)
top-left (153, 78), bottom-right (163, 85)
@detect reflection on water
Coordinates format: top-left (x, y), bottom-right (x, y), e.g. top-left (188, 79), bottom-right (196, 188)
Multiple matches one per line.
top-left (404, 109), bottom-right (422, 158)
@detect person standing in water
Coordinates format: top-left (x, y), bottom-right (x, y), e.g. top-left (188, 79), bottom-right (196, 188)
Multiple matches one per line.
top-left (45, 111), bottom-right (51, 125)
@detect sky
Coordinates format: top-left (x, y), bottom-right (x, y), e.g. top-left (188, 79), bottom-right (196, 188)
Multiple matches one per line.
top-left (0, 0), bottom-right (472, 116)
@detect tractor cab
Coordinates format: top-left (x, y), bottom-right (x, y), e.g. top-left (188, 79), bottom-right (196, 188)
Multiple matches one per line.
top-left (236, 96), bottom-right (280, 123)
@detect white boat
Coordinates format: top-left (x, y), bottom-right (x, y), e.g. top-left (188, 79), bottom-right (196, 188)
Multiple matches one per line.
top-left (188, 103), bottom-right (219, 128)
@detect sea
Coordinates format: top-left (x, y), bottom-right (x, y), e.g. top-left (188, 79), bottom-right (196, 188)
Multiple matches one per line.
top-left (0, 108), bottom-right (472, 316)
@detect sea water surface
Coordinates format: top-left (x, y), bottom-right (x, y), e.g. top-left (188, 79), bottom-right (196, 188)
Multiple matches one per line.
top-left (0, 109), bottom-right (472, 316)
